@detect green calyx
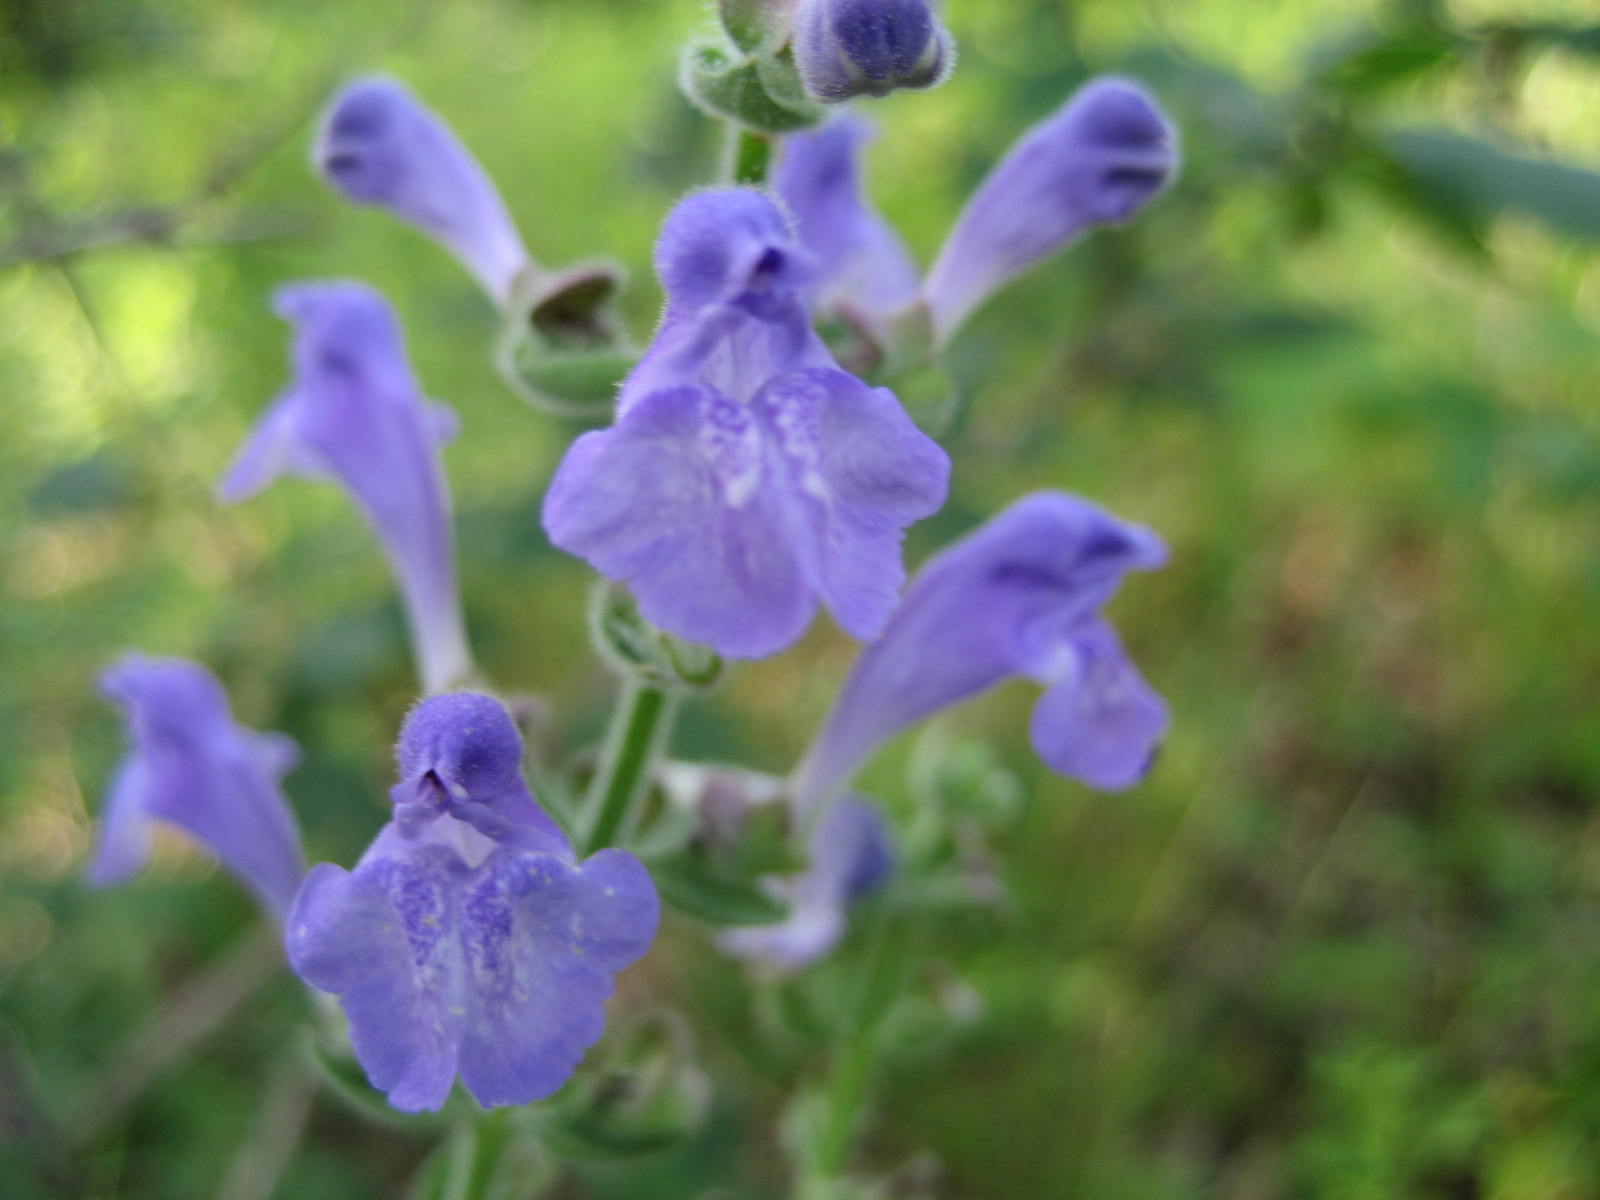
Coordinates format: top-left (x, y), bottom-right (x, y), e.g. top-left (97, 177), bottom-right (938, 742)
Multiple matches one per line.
top-left (496, 262), bottom-right (635, 417)
top-left (679, 34), bottom-right (824, 135)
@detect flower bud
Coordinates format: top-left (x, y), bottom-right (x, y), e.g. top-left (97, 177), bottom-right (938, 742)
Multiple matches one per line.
top-left (792, 0), bottom-right (955, 103)
top-left (316, 77), bottom-right (529, 305)
top-left (923, 77), bottom-right (1178, 340)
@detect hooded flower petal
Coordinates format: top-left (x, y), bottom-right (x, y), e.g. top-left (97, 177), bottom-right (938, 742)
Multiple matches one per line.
top-left (316, 77), bottom-right (529, 304)
top-left (773, 116), bottom-right (920, 317)
top-left (221, 281), bottom-right (472, 694)
top-left (390, 692), bottom-right (570, 854)
top-left (654, 187), bottom-right (810, 326)
top-left (793, 492), bottom-right (1166, 814)
top-left (792, 0), bottom-right (955, 103)
top-left (617, 189), bottom-right (824, 416)
top-left (91, 655), bottom-right (305, 920)
top-left (546, 190), bottom-right (948, 659)
top-left (719, 796), bottom-right (893, 969)
top-left (286, 693), bottom-right (660, 1113)
top-left (923, 77), bottom-right (1178, 341)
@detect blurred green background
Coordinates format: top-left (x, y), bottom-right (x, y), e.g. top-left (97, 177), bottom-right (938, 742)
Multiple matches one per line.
top-left (5, 0), bottom-right (1600, 1195)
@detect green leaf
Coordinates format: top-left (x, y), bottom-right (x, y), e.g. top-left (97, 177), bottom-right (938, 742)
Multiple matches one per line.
top-left (1480, 22), bottom-right (1600, 62)
top-left (1384, 128), bottom-right (1600, 244)
top-left (1308, 24), bottom-right (1461, 94)
top-left (648, 854), bottom-right (790, 926)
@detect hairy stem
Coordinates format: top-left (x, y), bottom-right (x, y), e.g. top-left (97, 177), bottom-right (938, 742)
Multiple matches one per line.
top-left (726, 126), bottom-right (774, 186)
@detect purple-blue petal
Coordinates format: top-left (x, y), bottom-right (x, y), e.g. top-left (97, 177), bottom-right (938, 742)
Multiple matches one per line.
top-left (923, 77), bottom-right (1178, 340)
top-left (550, 188), bottom-right (945, 660)
top-left (456, 848), bottom-right (658, 1106)
top-left (774, 117), bottom-right (920, 317)
top-left (795, 492), bottom-right (1166, 812)
top-left (92, 655), bottom-right (306, 920)
top-left (543, 384), bottom-right (816, 659)
top-left (653, 188), bottom-right (811, 324)
top-left (221, 282), bottom-right (471, 694)
top-left (316, 77), bottom-right (528, 303)
top-left (390, 693), bottom-right (570, 855)
top-left (792, 0), bottom-right (955, 103)
top-left (87, 758), bottom-right (154, 888)
top-left (288, 851), bottom-right (464, 1111)
top-left (1028, 619), bottom-right (1167, 791)
top-left (719, 796), bottom-right (893, 970)
top-left (287, 830), bottom-right (659, 1112)
top-left (752, 367), bottom-right (949, 640)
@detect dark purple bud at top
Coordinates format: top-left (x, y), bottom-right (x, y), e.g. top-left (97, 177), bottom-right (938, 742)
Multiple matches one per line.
top-left (923, 77), bottom-right (1178, 341)
top-left (793, 492), bottom-right (1169, 817)
top-left (91, 655), bottom-right (305, 920)
top-left (317, 77), bottom-right (529, 304)
top-left (793, 0), bottom-right (955, 103)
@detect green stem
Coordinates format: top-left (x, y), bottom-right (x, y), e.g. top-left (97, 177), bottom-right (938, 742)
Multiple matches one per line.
top-left (583, 678), bottom-right (676, 855)
top-left (430, 1108), bottom-right (526, 1200)
top-left (726, 126), bottom-right (774, 186)
top-left (801, 906), bottom-right (927, 1188)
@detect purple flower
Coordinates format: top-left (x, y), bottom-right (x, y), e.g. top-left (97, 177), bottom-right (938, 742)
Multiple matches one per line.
top-left (792, 0), bottom-right (955, 103)
top-left (775, 78), bottom-right (1177, 343)
top-left (792, 492), bottom-right (1168, 817)
top-left (287, 693), bottom-right (659, 1113)
top-left (91, 655), bottom-right (305, 921)
top-left (316, 77), bottom-right (529, 305)
top-left (923, 77), bottom-right (1178, 340)
top-left (772, 115), bottom-right (920, 319)
top-left (221, 281), bottom-right (472, 695)
top-left (719, 796), bottom-right (893, 970)
top-left (542, 189), bottom-right (949, 660)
